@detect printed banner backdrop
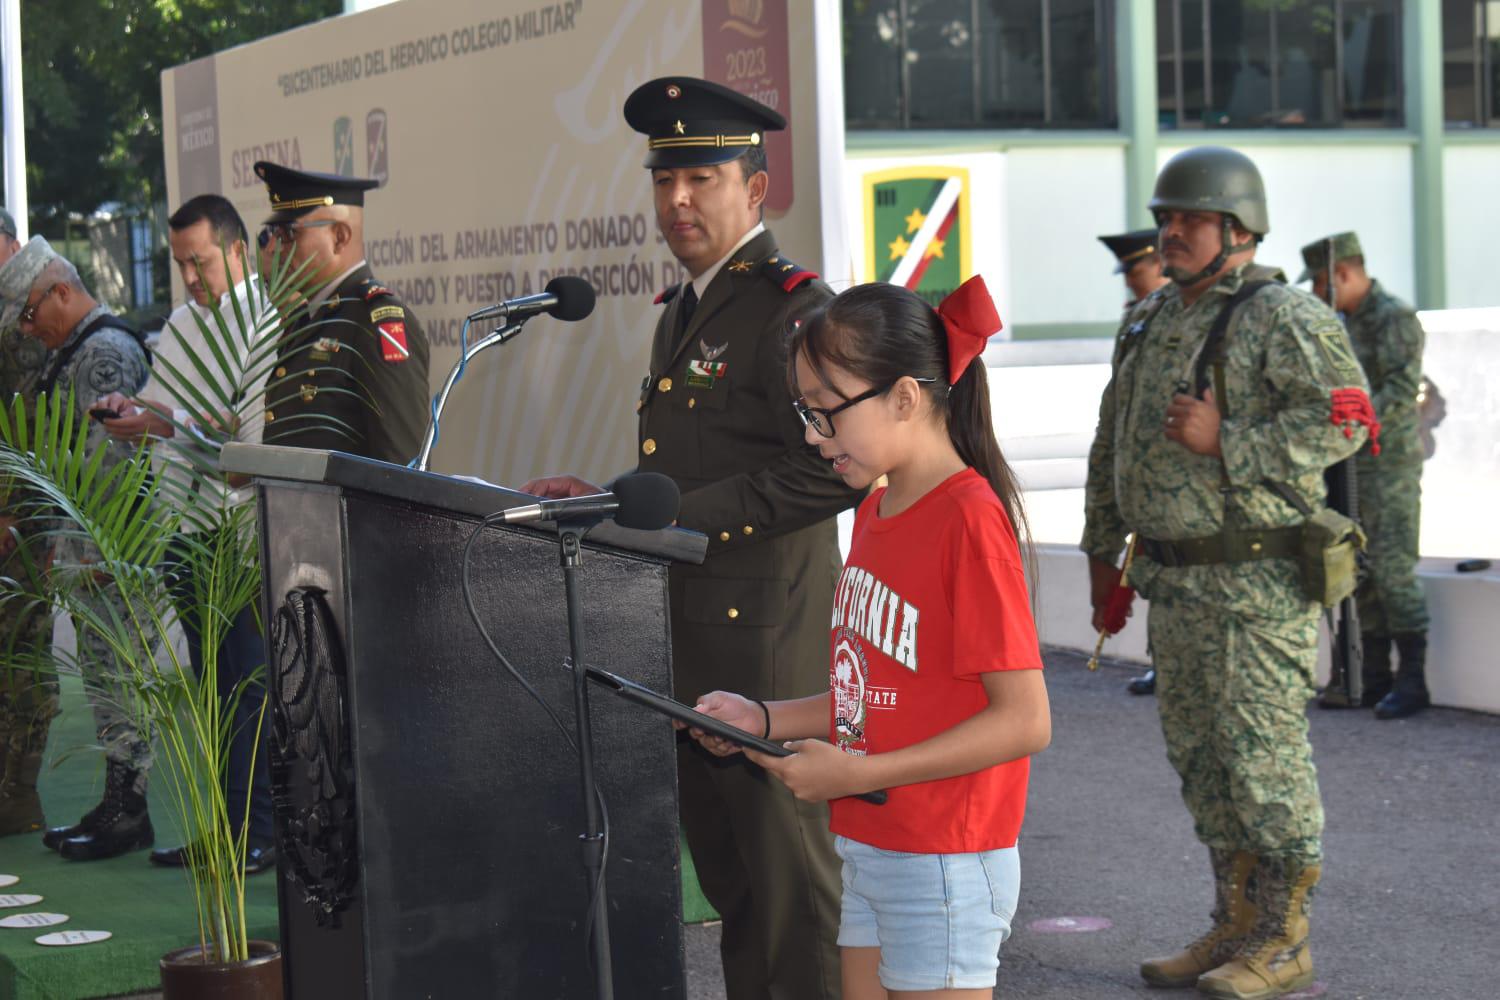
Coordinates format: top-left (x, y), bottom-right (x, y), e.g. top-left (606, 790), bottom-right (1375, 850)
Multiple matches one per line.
top-left (844, 153), bottom-right (1007, 331)
top-left (162, 0), bottom-right (841, 485)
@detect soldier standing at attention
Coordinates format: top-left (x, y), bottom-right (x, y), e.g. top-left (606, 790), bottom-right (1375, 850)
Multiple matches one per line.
top-left (524, 77), bottom-right (859, 1000)
top-left (1298, 233), bottom-right (1430, 719)
top-left (0, 208), bottom-right (60, 839)
top-left (253, 162), bottom-right (430, 464)
top-left (1097, 228), bottom-right (1172, 697)
top-left (1083, 147), bottom-right (1372, 1000)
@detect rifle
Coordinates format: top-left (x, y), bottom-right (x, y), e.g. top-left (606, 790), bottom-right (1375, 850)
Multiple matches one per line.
top-left (1318, 237), bottom-right (1365, 708)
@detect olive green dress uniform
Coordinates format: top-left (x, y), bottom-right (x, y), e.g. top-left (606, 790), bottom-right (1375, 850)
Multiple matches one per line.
top-left (638, 227), bottom-right (859, 1000)
top-left (262, 265), bottom-right (430, 464)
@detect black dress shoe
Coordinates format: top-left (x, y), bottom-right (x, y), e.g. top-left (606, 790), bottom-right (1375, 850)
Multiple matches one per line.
top-left (150, 842), bottom-right (196, 867)
top-left (244, 843), bottom-right (277, 875)
top-left (1127, 669), bottom-right (1156, 696)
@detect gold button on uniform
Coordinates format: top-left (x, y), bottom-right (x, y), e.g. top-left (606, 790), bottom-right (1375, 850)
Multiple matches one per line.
top-left (642, 438), bottom-right (657, 456)
top-left (742, 525), bottom-right (754, 536)
top-left (719, 531), bottom-right (731, 542)
top-left (264, 410), bottom-right (275, 422)
top-left (687, 398), bottom-right (696, 409)
top-left (274, 366), bottom-right (286, 378)
top-left (727, 608), bottom-right (739, 620)
top-left (658, 377), bottom-right (673, 392)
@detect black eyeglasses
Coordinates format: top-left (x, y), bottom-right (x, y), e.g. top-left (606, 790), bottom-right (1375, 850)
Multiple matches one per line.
top-left (257, 219), bottom-right (337, 249)
top-left (18, 284), bottom-right (60, 325)
top-left (793, 377), bottom-right (938, 438)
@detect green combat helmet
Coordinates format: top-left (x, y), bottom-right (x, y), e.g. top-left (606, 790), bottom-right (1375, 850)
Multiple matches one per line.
top-left (1297, 231), bottom-right (1363, 283)
top-left (1149, 146), bottom-right (1268, 285)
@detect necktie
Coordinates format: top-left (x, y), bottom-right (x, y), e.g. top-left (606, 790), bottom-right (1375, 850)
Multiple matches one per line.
top-left (680, 283), bottom-right (698, 332)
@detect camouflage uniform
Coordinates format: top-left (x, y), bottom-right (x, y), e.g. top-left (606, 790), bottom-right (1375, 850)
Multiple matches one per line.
top-left (0, 323), bottom-right (59, 835)
top-left (1083, 264), bottom-right (1369, 866)
top-left (1342, 281), bottom-right (1428, 636)
top-left (36, 306), bottom-right (156, 783)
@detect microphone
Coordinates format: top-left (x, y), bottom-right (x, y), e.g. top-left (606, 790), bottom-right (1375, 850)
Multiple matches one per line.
top-left (466, 276), bottom-right (596, 325)
top-left (498, 472), bottom-right (679, 531)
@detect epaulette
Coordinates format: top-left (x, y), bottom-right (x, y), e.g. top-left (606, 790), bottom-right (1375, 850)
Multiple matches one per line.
top-left (654, 284), bottom-right (680, 305)
top-left (760, 254), bottom-right (819, 293)
top-left (359, 279), bottom-right (398, 303)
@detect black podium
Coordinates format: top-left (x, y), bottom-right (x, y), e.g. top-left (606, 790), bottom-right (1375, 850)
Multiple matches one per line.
top-left (222, 444), bottom-right (705, 999)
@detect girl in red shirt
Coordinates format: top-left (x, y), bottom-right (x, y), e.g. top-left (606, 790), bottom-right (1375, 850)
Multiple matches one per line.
top-left (689, 277), bottom-right (1051, 998)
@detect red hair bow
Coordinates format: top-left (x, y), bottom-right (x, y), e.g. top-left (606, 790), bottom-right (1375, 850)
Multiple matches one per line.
top-left (937, 275), bottom-right (1002, 384)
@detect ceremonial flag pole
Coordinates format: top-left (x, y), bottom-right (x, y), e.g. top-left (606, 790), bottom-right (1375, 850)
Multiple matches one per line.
top-left (1, 0), bottom-right (26, 238)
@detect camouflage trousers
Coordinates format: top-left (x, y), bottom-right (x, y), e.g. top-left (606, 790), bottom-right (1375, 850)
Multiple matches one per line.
top-left (72, 585), bottom-right (156, 775)
top-left (1, 601), bottom-right (60, 825)
top-left (1148, 578), bottom-right (1324, 867)
top-left (1355, 456), bottom-right (1429, 636)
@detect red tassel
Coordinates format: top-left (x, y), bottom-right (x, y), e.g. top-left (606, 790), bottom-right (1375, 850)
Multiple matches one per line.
top-left (1101, 584), bottom-right (1135, 636)
top-left (1329, 387), bottom-right (1381, 456)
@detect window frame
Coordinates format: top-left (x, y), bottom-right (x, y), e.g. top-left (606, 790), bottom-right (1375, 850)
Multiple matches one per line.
top-left (1159, 0), bottom-right (1405, 130)
top-left (844, 0), bottom-right (1118, 131)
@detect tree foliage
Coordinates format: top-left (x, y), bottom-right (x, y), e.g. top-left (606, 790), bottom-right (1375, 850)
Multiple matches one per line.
top-left (17, 0), bottom-right (341, 230)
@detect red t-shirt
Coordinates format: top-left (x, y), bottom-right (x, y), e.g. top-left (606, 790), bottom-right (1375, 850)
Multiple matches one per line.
top-left (827, 467), bottom-right (1042, 854)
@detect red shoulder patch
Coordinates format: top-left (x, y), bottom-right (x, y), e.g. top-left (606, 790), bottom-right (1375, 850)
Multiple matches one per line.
top-left (377, 320), bottom-right (410, 363)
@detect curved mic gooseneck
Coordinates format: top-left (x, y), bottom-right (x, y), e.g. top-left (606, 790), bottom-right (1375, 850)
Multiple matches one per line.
top-left (412, 276), bottom-right (597, 472)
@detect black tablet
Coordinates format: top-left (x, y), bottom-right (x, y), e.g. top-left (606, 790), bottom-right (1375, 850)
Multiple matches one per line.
top-left (584, 665), bottom-right (886, 806)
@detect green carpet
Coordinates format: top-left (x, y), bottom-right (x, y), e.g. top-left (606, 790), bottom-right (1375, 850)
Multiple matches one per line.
top-left (0, 674), bottom-right (718, 999)
top-left (0, 673), bottom-right (280, 1000)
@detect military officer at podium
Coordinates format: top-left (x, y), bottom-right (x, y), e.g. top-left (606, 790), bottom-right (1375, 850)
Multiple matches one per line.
top-left (253, 162), bottom-right (430, 464)
top-left (525, 78), bottom-right (859, 999)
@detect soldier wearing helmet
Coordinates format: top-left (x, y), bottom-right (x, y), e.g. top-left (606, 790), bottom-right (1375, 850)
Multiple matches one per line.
top-left (1082, 146), bottom-right (1375, 999)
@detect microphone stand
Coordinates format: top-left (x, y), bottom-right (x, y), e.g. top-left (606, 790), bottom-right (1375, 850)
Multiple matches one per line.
top-left (413, 319), bottom-right (525, 472)
top-left (557, 521), bottom-right (614, 1000)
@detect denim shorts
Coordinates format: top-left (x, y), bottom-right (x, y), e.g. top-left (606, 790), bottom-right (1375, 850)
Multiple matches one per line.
top-left (834, 834), bottom-right (1020, 992)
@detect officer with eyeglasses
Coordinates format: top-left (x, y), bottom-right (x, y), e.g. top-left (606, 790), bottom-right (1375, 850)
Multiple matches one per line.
top-left (252, 161), bottom-right (430, 464)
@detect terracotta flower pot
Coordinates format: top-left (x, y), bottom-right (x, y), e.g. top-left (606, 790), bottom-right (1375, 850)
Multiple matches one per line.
top-left (160, 939), bottom-right (283, 999)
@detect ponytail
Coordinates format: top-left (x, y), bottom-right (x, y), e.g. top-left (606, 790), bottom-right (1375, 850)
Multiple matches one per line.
top-left (788, 281), bottom-right (1031, 548)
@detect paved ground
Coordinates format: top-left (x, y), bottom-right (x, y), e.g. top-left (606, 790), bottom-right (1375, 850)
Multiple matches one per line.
top-left (681, 648), bottom-right (1500, 1000)
top-left (113, 647), bottom-right (1499, 999)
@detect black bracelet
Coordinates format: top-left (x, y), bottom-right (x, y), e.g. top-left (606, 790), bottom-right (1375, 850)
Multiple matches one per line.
top-left (753, 699), bottom-right (771, 740)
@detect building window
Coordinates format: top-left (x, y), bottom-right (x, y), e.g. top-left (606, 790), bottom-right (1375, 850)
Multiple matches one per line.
top-left (1156, 1), bottom-right (1403, 129)
top-left (1443, 1), bottom-right (1500, 126)
top-left (844, 0), bottom-right (1117, 129)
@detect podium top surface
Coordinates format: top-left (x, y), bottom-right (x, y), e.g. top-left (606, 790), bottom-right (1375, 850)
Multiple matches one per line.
top-left (221, 442), bottom-right (706, 565)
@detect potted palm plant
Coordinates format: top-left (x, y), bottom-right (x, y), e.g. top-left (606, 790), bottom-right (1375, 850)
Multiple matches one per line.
top-left (0, 246), bottom-right (342, 997)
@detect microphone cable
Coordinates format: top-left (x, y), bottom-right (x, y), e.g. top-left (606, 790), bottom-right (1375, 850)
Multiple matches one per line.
top-left (408, 316), bottom-right (474, 469)
top-left (460, 512), bottom-right (612, 971)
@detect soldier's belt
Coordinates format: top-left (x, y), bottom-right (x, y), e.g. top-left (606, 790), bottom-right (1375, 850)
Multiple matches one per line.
top-left (1138, 527), bottom-right (1302, 568)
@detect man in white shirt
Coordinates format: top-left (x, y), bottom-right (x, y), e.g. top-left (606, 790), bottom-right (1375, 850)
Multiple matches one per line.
top-left (97, 194), bottom-right (278, 873)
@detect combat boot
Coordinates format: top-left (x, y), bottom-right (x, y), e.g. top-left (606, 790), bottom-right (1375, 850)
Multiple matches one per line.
top-left (1139, 849), bottom-right (1257, 988)
top-left (1358, 633), bottom-right (1392, 707)
top-left (1197, 857), bottom-right (1318, 999)
top-left (1375, 632), bottom-right (1430, 719)
top-left (56, 760), bottom-right (153, 861)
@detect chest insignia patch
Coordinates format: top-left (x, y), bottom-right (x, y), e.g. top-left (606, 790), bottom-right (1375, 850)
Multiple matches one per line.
top-left (313, 337), bottom-right (341, 354)
top-left (686, 359), bottom-right (726, 388)
top-left (699, 338), bottom-right (728, 362)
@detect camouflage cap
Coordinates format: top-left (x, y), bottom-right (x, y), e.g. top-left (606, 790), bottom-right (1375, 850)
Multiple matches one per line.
top-left (0, 207), bottom-right (15, 238)
top-left (0, 236), bottom-right (61, 329)
top-left (1297, 231), bottom-right (1362, 283)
